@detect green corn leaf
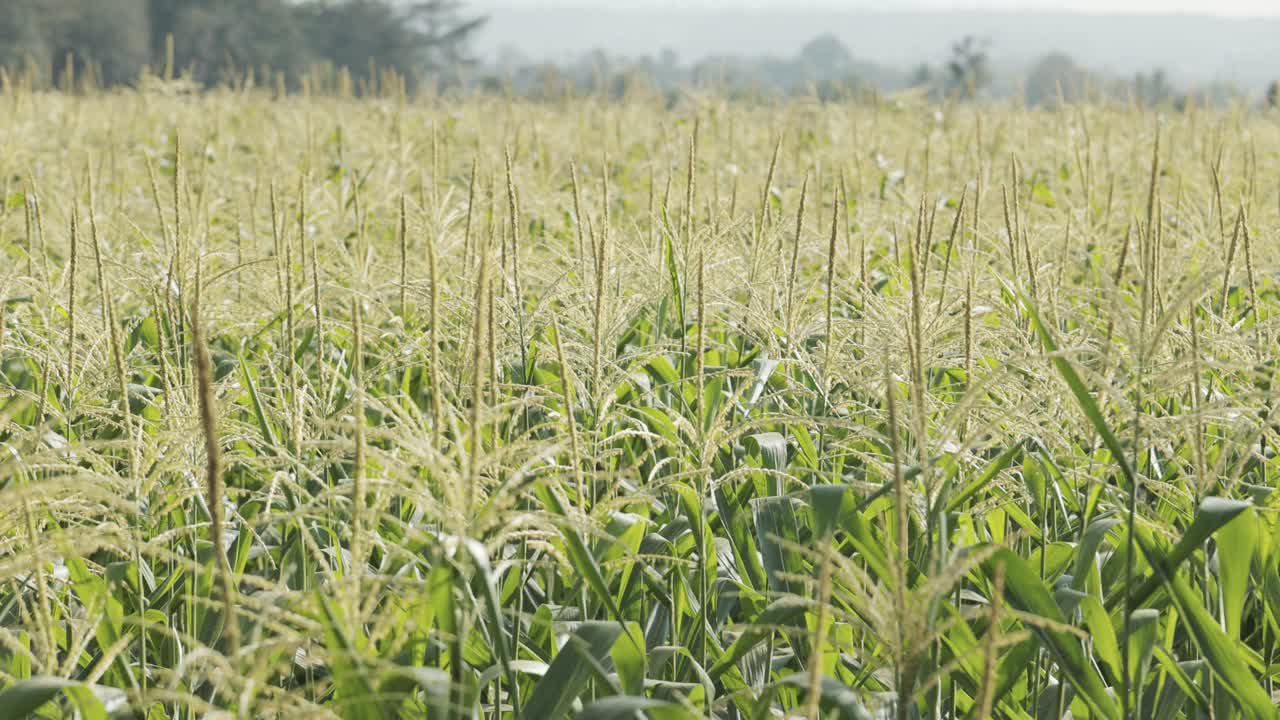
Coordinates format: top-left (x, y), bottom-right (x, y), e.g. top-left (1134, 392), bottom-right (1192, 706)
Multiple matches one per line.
top-left (0, 677), bottom-right (118, 720)
top-left (238, 350), bottom-right (280, 449)
top-left (1134, 531), bottom-right (1274, 719)
top-left (578, 696), bottom-right (699, 720)
top-left (753, 496), bottom-right (801, 595)
top-left (1217, 508), bottom-right (1257, 638)
top-left (745, 357), bottom-right (780, 411)
top-left (1149, 649), bottom-right (1210, 717)
top-left (315, 592), bottom-right (386, 720)
top-left (809, 484), bottom-right (846, 539)
top-left (463, 539), bottom-right (514, 693)
top-left (1072, 516), bottom-right (1121, 591)
top-left (537, 485), bottom-right (626, 621)
top-left (1125, 608), bottom-right (1159, 687)
top-left (745, 432), bottom-right (788, 472)
top-left (611, 621), bottom-right (647, 696)
top-left (708, 596), bottom-right (807, 680)
top-left (983, 547), bottom-right (1120, 720)
top-left (664, 231), bottom-right (684, 332)
top-left (524, 622), bottom-right (626, 720)
top-left (944, 442), bottom-right (1021, 513)
top-left (1021, 290), bottom-right (1135, 491)
top-left (1120, 497), bottom-right (1252, 612)
top-left (1078, 596), bottom-right (1121, 682)
top-left (778, 674), bottom-right (875, 720)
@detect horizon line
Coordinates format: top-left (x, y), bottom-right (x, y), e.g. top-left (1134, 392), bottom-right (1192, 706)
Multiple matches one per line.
top-left (471, 3), bottom-right (1280, 19)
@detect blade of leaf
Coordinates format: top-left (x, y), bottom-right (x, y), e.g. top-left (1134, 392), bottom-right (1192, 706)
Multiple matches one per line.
top-left (579, 696), bottom-right (698, 720)
top-left (524, 622), bottom-right (625, 720)
top-left (1021, 290), bottom-right (1135, 491)
top-left (0, 677), bottom-right (111, 720)
top-left (1118, 497), bottom-right (1252, 612)
top-left (1134, 532), bottom-right (1274, 719)
top-left (1217, 508), bottom-right (1257, 638)
top-left (983, 548), bottom-right (1120, 720)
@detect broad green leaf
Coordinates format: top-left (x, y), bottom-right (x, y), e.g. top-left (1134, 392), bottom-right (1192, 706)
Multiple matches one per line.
top-left (1121, 497), bottom-right (1252, 612)
top-left (810, 484), bottom-right (846, 539)
top-left (1078, 596), bottom-right (1121, 682)
top-left (524, 622), bottom-right (625, 720)
top-left (1217, 508), bottom-right (1257, 638)
top-left (753, 496), bottom-right (801, 595)
top-left (1134, 532), bottom-right (1274, 719)
top-left (1125, 608), bottom-right (1159, 687)
top-left (578, 696), bottom-right (698, 720)
top-left (536, 485), bottom-right (626, 621)
top-left (664, 230), bottom-right (684, 332)
top-left (708, 596), bottom-right (807, 680)
top-left (1022, 291), bottom-right (1135, 491)
top-left (944, 442), bottom-right (1020, 513)
top-left (611, 622), bottom-right (646, 696)
top-left (463, 539), bottom-right (513, 693)
top-left (982, 548), bottom-right (1120, 720)
top-left (238, 351), bottom-right (280, 448)
top-left (778, 674), bottom-right (875, 720)
top-left (745, 432), bottom-right (788, 473)
top-left (1149, 649), bottom-right (1210, 717)
top-left (315, 592), bottom-right (386, 720)
top-left (745, 358), bottom-right (780, 411)
top-left (378, 667), bottom-right (450, 715)
top-left (0, 677), bottom-right (116, 720)
top-left (1072, 516), bottom-right (1121, 591)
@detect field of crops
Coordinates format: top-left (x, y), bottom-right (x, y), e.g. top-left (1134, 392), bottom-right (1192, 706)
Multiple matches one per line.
top-left (1, 87), bottom-right (1279, 719)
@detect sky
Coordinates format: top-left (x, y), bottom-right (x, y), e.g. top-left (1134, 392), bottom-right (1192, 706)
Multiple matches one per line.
top-left (474, 0), bottom-right (1280, 14)
top-left (470, 0), bottom-right (1280, 90)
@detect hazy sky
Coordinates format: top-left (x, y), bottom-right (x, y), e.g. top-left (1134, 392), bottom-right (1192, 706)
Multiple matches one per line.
top-left (474, 1), bottom-right (1280, 90)
top-left (476, 0), bottom-right (1279, 14)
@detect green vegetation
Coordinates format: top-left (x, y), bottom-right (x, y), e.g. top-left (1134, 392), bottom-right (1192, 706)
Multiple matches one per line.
top-left (1, 83), bottom-right (1280, 719)
top-left (0, 0), bottom-right (483, 88)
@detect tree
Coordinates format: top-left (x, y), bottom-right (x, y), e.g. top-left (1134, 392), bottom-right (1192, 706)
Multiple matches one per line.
top-left (0, 0), bottom-right (486, 89)
top-left (1026, 52), bottom-right (1086, 106)
top-left (408, 0), bottom-right (486, 70)
top-left (1268, 80), bottom-right (1279, 108)
top-left (946, 35), bottom-right (990, 99)
top-left (1133, 68), bottom-right (1173, 106)
top-left (168, 0), bottom-right (309, 83)
top-left (0, 0), bottom-right (75, 80)
top-left (63, 0), bottom-right (151, 85)
top-left (0, 0), bottom-right (148, 86)
top-left (798, 33), bottom-right (853, 74)
top-left (297, 0), bottom-right (484, 88)
top-left (909, 63), bottom-right (933, 88)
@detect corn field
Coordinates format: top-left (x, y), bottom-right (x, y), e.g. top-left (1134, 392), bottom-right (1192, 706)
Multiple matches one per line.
top-left (2, 86), bottom-right (1280, 719)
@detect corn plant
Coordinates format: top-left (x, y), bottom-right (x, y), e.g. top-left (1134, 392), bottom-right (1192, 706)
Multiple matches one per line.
top-left (0, 85), bottom-right (1279, 719)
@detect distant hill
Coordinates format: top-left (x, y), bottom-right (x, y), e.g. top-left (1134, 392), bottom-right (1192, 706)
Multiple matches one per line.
top-left (471, 6), bottom-right (1280, 93)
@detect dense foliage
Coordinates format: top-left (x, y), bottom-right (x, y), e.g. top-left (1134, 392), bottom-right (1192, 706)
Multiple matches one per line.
top-left (1, 84), bottom-right (1280, 718)
top-left (0, 0), bottom-right (483, 87)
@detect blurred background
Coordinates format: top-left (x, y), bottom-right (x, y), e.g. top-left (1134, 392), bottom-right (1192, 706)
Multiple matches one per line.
top-left (1, 0), bottom-right (1277, 105)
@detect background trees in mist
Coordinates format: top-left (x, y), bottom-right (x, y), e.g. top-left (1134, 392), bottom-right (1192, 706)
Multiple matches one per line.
top-left (0, 0), bottom-right (485, 89)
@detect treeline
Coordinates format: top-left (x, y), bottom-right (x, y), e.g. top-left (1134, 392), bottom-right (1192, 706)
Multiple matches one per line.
top-left (0, 0), bottom-right (484, 88)
top-left (495, 35), bottom-right (1277, 109)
